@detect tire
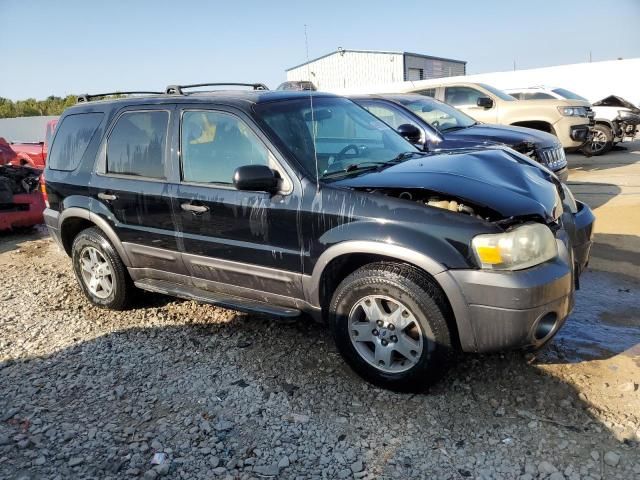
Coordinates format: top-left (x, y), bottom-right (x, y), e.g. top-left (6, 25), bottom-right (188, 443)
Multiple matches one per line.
top-left (329, 262), bottom-right (453, 392)
top-left (71, 227), bottom-right (132, 310)
top-left (582, 124), bottom-right (613, 156)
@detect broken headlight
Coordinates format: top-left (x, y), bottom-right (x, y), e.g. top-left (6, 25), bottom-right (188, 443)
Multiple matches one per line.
top-left (471, 223), bottom-right (558, 270)
top-left (557, 106), bottom-right (588, 117)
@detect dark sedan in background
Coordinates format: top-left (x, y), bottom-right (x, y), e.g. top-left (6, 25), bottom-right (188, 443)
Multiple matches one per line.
top-left (350, 94), bottom-right (569, 182)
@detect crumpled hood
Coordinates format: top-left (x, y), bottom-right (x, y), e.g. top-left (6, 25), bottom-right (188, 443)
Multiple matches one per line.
top-left (441, 123), bottom-right (558, 150)
top-left (332, 147), bottom-right (562, 221)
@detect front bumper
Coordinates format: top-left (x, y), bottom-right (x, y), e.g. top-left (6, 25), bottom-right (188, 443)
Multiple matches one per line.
top-left (0, 193), bottom-right (45, 231)
top-left (554, 118), bottom-right (592, 149)
top-left (435, 233), bottom-right (575, 353)
top-left (569, 125), bottom-right (591, 143)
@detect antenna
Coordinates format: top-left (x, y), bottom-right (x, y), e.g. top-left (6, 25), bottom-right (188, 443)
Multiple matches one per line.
top-left (304, 24), bottom-right (320, 190)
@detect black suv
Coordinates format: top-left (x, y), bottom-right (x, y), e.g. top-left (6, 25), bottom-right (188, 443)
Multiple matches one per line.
top-left (43, 84), bottom-right (595, 391)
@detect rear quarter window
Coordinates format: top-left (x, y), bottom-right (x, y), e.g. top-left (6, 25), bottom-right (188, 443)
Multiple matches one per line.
top-left (48, 113), bottom-right (104, 171)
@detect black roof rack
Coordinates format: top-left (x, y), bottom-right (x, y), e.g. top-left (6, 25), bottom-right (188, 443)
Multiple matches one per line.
top-left (77, 91), bottom-right (164, 103)
top-left (165, 83), bottom-right (269, 95)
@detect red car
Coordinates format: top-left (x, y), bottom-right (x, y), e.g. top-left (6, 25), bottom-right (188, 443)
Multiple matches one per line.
top-left (0, 164), bottom-right (45, 231)
top-left (0, 118), bottom-right (58, 168)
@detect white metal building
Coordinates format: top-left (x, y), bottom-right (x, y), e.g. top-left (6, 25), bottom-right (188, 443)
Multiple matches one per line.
top-left (337, 57), bottom-right (640, 106)
top-left (285, 49), bottom-right (466, 91)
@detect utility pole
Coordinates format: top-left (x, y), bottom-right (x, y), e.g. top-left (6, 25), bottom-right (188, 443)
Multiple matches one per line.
top-left (589, 50), bottom-right (592, 63)
top-left (513, 59), bottom-right (516, 71)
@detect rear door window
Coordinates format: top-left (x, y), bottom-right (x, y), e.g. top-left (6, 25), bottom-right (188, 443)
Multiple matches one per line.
top-left (107, 111), bottom-right (169, 178)
top-left (48, 113), bottom-right (103, 171)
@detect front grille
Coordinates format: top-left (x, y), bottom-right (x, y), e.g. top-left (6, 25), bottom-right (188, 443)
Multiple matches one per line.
top-left (537, 145), bottom-right (567, 171)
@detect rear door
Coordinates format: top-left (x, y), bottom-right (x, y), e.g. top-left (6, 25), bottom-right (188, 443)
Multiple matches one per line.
top-left (171, 106), bottom-right (304, 303)
top-left (444, 85), bottom-right (498, 123)
top-left (90, 105), bottom-right (185, 275)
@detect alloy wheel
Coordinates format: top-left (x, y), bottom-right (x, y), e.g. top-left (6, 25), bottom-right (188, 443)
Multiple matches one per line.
top-left (79, 246), bottom-right (114, 299)
top-left (590, 130), bottom-right (608, 153)
top-left (348, 295), bottom-right (424, 373)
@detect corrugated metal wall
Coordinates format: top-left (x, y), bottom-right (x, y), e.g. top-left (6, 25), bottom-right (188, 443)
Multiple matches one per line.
top-left (404, 54), bottom-right (466, 81)
top-left (287, 51), bottom-right (404, 90)
top-left (0, 116), bottom-right (59, 142)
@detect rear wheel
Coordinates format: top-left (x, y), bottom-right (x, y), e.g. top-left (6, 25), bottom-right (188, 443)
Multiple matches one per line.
top-left (329, 262), bottom-right (453, 392)
top-left (71, 227), bottom-right (132, 310)
top-left (583, 124), bottom-right (613, 156)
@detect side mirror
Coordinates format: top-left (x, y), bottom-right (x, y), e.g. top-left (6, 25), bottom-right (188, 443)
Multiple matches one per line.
top-left (477, 97), bottom-right (494, 109)
top-left (233, 165), bottom-right (280, 194)
top-left (396, 124), bottom-right (422, 144)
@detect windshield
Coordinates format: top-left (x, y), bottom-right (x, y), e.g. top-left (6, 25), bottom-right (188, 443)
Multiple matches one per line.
top-left (254, 97), bottom-right (417, 179)
top-left (552, 88), bottom-right (588, 101)
top-left (477, 83), bottom-right (516, 101)
top-left (397, 96), bottom-right (476, 131)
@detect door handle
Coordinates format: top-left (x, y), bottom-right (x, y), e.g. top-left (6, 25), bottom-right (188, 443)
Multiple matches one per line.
top-left (181, 202), bottom-right (209, 214)
top-left (98, 192), bottom-right (117, 201)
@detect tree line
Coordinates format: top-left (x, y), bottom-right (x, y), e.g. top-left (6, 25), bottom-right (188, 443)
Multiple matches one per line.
top-left (0, 94), bottom-right (126, 118)
top-left (0, 96), bottom-right (79, 118)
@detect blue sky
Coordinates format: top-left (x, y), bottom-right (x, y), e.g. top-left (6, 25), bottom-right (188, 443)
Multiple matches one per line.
top-left (1, 0), bottom-right (639, 100)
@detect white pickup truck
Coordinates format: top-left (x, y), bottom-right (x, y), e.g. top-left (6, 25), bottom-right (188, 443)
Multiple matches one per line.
top-left (506, 87), bottom-right (640, 155)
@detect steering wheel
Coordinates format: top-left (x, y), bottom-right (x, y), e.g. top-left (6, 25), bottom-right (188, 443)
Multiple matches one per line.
top-left (432, 120), bottom-right (440, 129)
top-left (336, 144), bottom-right (360, 161)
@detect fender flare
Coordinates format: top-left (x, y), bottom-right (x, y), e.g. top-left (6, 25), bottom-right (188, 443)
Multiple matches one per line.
top-left (302, 240), bottom-right (476, 351)
top-left (303, 240), bottom-right (447, 306)
top-left (58, 207), bottom-right (132, 266)
top-left (593, 118), bottom-right (615, 130)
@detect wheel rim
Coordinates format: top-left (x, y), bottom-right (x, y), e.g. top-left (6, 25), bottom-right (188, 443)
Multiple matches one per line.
top-left (79, 246), bottom-right (114, 299)
top-left (348, 295), bottom-right (424, 373)
top-left (590, 130), bottom-right (608, 153)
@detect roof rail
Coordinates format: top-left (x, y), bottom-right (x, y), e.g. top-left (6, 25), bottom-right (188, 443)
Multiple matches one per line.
top-left (165, 83), bottom-right (269, 95)
top-left (77, 91), bottom-right (164, 103)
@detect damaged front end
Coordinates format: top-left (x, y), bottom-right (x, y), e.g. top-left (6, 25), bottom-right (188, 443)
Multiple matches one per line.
top-left (0, 165), bottom-right (45, 231)
top-left (335, 147), bottom-right (565, 227)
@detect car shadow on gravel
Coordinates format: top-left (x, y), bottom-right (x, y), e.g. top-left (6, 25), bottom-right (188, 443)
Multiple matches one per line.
top-left (1, 300), bottom-right (637, 479)
top-left (0, 225), bottom-right (49, 255)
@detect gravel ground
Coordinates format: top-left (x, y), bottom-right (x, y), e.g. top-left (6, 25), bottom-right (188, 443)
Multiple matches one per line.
top-left (1, 231), bottom-right (639, 480)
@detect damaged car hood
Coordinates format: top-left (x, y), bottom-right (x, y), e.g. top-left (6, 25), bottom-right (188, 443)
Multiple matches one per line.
top-left (593, 95), bottom-right (640, 113)
top-left (332, 147), bottom-right (562, 221)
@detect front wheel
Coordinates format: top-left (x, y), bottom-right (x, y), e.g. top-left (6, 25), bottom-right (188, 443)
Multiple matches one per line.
top-left (329, 262), bottom-right (453, 392)
top-left (582, 124), bottom-right (613, 156)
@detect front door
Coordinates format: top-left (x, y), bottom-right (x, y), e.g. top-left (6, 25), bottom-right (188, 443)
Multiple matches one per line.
top-left (90, 105), bottom-right (185, 275)
top-left (172, 107), bottom-right (303, 303)
top-left (444, 86), bottom-right (498, 123)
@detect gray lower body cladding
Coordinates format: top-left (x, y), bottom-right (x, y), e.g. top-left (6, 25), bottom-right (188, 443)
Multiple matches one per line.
top-left (443, 253), bottom-right (574, 353)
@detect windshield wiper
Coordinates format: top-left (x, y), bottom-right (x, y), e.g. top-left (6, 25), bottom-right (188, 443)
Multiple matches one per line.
top-left (321, 162), bottom-right (383, 178)
top-left (385, 151), bottom-right (426, 164)
top-left (320, 152), bottom-right (425, 179)
top-left (440, 125), bottom-right (468, 132)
